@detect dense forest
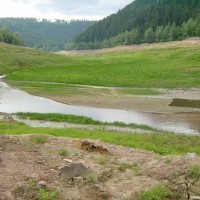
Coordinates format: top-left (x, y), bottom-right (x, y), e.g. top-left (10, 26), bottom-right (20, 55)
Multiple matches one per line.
top-left (68, 0), bottom-right (200, 50)
top-left (0, 18), bottom-right (95, 51)
top-left (0, 28), bottom-right (23, 46)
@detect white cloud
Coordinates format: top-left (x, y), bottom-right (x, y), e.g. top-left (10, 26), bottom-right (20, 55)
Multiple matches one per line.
top-left (0, 0), bottom-right (133, 20)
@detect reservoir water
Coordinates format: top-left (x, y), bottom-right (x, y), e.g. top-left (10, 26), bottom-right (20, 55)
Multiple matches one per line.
top-left (0, 76), bottom-right (199, 135)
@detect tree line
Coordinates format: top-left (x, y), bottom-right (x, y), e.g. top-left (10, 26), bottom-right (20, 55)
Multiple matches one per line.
top-left (72, 0), bottom-right (200, 49)
top-left (65, 16), bottom-right (200, 50)
top-left (0, 28), bottom-right (23, 46)
top-left (0, 18), bottom-right (95, 51)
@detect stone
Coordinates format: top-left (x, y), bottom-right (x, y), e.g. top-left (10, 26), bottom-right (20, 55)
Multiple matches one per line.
top-left (187, 153), bottom-right (196, 159)
top-left (38, 181), bottom-right (47, 188)
top-left (63, 159), bottom-right (73, 163)
top-left (60, 163), bottom-right (93, 180)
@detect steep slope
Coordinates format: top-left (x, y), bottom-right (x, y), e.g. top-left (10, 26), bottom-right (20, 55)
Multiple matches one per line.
top-left (0, 18), bottom-right (95, 51)
top-left (74, 0), bottom-right (200, 44)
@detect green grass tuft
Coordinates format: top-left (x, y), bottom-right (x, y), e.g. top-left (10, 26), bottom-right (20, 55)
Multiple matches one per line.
top-left (16, 112), bottom-right (154, 131)
top-left (138, 185), bottom-right (173, 200)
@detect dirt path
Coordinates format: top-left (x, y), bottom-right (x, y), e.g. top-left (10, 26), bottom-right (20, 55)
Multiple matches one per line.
top-left (0, 134), bottom-right (200, 200)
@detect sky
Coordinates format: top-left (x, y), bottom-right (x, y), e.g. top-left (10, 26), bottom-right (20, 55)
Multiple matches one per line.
top-left (0, 0), bottom-right (133, 21)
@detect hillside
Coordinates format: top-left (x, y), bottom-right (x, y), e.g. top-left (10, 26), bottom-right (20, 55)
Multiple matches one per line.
top-left (0, 18), bottom-right (95, 51)
top-left (2, 39), bottom-right (200, 89)
top-left (70, 0), bottom-right (200, 49)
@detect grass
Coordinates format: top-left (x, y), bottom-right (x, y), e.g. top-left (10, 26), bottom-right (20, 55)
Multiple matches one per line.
top-left (0, 42), bottom-right (200, 89)
top-left (23, 134), bottom-right (49, 148)
top-left (29, 134), bottom-right (49, 144)
top-left (58, 148), bottom-right (69, 157)
top-left (86, 174), bottom-right (99, 184)
top-left (119, 163), bottom-right (142, 175)
top-left (7, 80), bottom-right (162, 97)
top-left (7, 81), bottom-right (92, 96)
top-left (119, 163), bottom-right (134, 172)
top-left (137, 185), bottom-right (173, 200)
top-left (95, 156), bottom-right (110, 165)
top-left (27, 179), bottom-right (37, 187)
top-left (1, 121), bottom-right (200, 156)
top-left (16, 112), bottom-right (154, 131)
top-left (39, 188), bottom-right (60, 200)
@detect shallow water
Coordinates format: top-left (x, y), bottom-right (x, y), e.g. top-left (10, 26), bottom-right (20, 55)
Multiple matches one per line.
top-left (0, 76), bottom-right (199, 135)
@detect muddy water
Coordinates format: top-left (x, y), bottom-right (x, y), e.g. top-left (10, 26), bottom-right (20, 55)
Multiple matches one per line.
top-left (0, 76), bottom-right (200, 135)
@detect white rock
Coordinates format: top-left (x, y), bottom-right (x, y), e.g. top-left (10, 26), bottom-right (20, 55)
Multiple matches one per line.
top-left (187, 153), bottom-right (196, 159)
top-left (63, 159), bottom-right (73, 163)
top-left (38, 181), bottom-right (47, 188)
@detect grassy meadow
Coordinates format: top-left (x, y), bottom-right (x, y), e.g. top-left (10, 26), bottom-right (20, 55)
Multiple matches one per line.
top-left (1, 121), bottom-right (200, 155)
top-left (0, 42), bottom-right (199, 89)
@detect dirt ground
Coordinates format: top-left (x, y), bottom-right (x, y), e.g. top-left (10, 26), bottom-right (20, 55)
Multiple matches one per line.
top-left (0, 134), bottom-right (200, 200)
top-left (58, 38), bottom-right (200, 56)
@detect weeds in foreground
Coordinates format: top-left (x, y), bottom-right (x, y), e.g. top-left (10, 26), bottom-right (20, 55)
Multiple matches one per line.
top-left (23, 134), bottom-right (49, 148)
top-left (119, 163), bottom-right (142, 176)
top-left (58, 148), bottom-right (69, 157)
top-left (96, 156), bottom-right (110, 165)
top-left (16, 112), bottom-right (154, 131)
top-left (29, 134), bottom-right (48, 144)
top-left (86, 174), bottom-right (99, 184)
top-left (27, 179), bottom-right (37, 187)
top-left (137, 185), bottom-right (173, 200)
top-left (119, 163), bottom-right (134, 172)
top-left (39, 188), bottom-right (60, 200)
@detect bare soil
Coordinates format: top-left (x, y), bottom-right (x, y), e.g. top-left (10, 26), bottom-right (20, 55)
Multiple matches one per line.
top-left (0, 134), bottom-right (200, 200)
top-left (59, 38), bottom-right (200, 56)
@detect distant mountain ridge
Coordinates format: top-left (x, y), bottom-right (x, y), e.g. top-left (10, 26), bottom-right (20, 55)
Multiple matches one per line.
top-left (68, 0), bottom-right (200, 50)
top-left (0, 18), bottom-right (95, 51)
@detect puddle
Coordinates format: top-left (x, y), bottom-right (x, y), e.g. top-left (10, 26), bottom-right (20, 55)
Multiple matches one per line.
top-left (0, 76), bottom-right (200, 135)
top-left (169, 98), bottom-right (200, 108)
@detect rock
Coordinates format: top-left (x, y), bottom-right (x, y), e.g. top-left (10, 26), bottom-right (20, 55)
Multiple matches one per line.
top-left (38, 181), bottom-right (47, 188)
top-left (37, 160), bottom-right (44, 164)
top-left (186, 153), bottom-right (196, 159)
top-left (73, 176), bottom-right (84, 185)
top-left (63, 159), bottom-right (73, 163)
top-left (60, 163), bottom-right (94, 180)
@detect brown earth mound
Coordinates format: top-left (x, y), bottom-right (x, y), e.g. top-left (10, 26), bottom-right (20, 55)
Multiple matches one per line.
top-left (0, 134), bottom-right (200, 200)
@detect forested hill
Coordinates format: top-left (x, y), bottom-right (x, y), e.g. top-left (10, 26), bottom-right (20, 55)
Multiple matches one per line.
top-left (70, 0), bottom-right (200, 50)
top-left (0, 18), bottom-right (95, 51)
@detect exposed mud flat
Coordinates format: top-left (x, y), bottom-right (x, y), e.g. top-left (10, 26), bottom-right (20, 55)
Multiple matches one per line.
top-left (0, 134), bottom-right (200, 200)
